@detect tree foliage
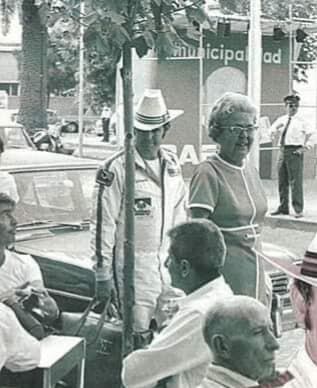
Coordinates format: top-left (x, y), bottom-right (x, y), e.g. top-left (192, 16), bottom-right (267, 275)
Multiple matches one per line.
top-left (47, 0), bottom-right (207, 111)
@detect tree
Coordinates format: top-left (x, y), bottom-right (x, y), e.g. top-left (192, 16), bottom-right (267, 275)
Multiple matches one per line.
top-left (0, 0), bottom-right (49, 130)
top-left (19, 0), bottom-right (49, 130)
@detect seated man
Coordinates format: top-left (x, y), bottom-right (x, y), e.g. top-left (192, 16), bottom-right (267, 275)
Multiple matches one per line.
top-left (122, 219), bottom-right (233, 388)
top-left (261, 234), bottom-right (317, 387)
top-left (0, 302), bottom-right (40, 372)
top-left (0, 192), bottom-right (59, 327)
top-left (199, 295), bottom-right (280, 388)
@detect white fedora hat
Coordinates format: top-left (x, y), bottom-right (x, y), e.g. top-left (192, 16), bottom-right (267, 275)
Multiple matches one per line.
top-left (261, 233), bottom-right (317, 288)
top-left (134, 89), bottom-right (183, 131)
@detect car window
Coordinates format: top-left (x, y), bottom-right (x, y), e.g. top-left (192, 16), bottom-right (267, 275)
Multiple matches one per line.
top-left (0, 127), bottom-right (32, 149)
top-left (13, 168), bottom-right (95, 225)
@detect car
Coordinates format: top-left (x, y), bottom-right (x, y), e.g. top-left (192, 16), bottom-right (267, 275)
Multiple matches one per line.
top-left (60, 115), bottom-right (99, 134)
top-left (0, 111), bottom-right (35, 150)
top-left (0, 148), bottom-right (122, 387)
top-left (10, 108), bottom-right (60, 127)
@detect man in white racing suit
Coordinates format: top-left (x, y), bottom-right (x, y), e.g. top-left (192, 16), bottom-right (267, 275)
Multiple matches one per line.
top-left (90, 89), bottom-right (187, 332)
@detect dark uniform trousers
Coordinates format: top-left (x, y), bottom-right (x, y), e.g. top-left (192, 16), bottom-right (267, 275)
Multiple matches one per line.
top-left (277, 145), bottom-right (304, 213)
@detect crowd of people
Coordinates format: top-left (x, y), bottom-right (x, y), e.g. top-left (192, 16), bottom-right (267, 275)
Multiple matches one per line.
top-left (0, 88), bottom-right (317, 387)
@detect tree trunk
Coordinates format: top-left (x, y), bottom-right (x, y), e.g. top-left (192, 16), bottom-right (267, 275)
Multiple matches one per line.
top-left (19, 0), bottom-right (47, 131)
top-left (121, 41), bottom-right (135, 359)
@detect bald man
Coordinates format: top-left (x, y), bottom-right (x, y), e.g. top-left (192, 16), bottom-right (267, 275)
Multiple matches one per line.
top-left (199, 295), bottom-right (280, 388)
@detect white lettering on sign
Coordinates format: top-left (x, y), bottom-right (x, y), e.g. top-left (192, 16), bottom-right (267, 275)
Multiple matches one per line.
top-left (150, 44), bottom-right (283, 66)
top-left (165, 144), bottom-right (217, 166)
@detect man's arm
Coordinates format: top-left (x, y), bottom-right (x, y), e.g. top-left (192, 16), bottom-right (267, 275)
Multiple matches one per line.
top-left (1, 303), bottom-right (40, 372)
top-left (122, 309), bottom-right (210, 388)
top-left (90, 160), bottom-right (123, 299)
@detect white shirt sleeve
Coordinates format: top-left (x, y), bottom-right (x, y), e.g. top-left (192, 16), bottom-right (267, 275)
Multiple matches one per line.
top-left (0, 303), bottom-right (40, 372)
top-left (24, 254), bottom-right (44, 288)
top-left (122, 309), bottom-right (211, 388)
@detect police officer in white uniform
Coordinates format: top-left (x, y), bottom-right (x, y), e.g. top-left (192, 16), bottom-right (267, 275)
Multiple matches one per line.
top-left (270, 94), bottom-right (315, 218)
top-left (90, 89), bottom-right (187, 333)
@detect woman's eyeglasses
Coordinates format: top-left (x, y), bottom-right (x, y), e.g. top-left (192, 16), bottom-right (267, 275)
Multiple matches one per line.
top-left (220, 125), bottom-right (259, 136)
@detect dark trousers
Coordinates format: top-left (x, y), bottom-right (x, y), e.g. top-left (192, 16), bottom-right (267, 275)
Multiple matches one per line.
top-left (277, 146), bottom-right (304, 213)
top-left (102, 118), bottom-right (110, 142)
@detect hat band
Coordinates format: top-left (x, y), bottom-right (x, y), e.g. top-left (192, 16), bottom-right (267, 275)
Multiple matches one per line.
top-left (300, 252), bottom-right (317, 278)
top-left (135, 111), bottom-right (170, 126)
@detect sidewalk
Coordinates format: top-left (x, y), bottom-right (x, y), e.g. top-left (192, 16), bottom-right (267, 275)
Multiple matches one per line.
top-left (263, 178), bottom-right (317, 231)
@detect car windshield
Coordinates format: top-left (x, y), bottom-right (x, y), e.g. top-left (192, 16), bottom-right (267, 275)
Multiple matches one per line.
top-left (0, 126), bottom-right (32, 149)
top-left (12, 168), bottom-right (95, 226)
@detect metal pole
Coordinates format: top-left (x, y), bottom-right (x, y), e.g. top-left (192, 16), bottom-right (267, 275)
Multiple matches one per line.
top-left (78, 0), bottom-right (85, 157)
top-left (198, 22), bottom-right (204, 162)
top-left (289, 5), bottom-right (293, 93)
top-left (248, 0), bottom-right (262, 169)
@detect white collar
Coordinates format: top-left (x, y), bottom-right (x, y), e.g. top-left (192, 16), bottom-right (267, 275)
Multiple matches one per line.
top-left (215, 153), bottom-right (246, 170)
top-left (177, 276), bottom-right (228, 308)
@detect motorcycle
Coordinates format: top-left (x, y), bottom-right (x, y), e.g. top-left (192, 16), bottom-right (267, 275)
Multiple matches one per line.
top-left (31, 125), bottom-right (65, 153)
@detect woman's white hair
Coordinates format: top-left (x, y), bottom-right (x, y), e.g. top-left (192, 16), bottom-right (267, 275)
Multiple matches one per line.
top-left (208, 92), bottom-right (257, 141)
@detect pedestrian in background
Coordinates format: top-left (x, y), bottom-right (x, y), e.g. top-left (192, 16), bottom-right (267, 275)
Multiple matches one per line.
top-left (270, 94), bottom-right (315, 218)
top-left (90, 89), bottom-right (187, 335)
top-left (189, 92), bottom-right (269, 305)
top-left (101, 104), bottom-right (112, 142)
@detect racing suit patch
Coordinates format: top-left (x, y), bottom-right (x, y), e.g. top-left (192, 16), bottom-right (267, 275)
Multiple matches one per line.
top-left (167, 164), bottom-right (180, 177)
top-left (134, 197), bottom-right (152, 216)
top-left (96, 167), bottom-right (114, 187)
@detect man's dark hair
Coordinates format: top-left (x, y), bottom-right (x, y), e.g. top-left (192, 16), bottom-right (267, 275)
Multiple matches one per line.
top-left (294, 278), bottom-right (313, 330)
top-left (0, 192), bottom-right (15, 207)
top-left (167, 219), bottom-right (226, 277)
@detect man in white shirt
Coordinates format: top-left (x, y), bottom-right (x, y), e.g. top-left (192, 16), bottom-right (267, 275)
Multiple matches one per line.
top-left (260, 234), bottom-right (317, 387)
top-left (122, 219), bottom-right (233, 388)
top-left (199, 295), bottom-right (280, 388)
top-left (0, 192), bottom-right (59, 324)
top-left (270, 94), bottom-right (315, 218)
top-left (0, 302), bottom-right (40, 373)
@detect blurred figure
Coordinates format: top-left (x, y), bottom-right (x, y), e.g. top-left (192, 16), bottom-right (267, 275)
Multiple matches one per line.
top-left (122, 219), bottom-right (232, 388)
top-left (0, 136), bottom-right (19, 202)
top-left (101, 104), bottom-right (112, 142)
top-left (261, 234), bottom-right (317, 387)
top-left (199, 295), bottom-right (280, 388)
top-left (189, 92), bottom-right (269, 305)
top-left (270, 94), bottom-right (315, 218)
top-left (90, 89), bottom-right (186, 333)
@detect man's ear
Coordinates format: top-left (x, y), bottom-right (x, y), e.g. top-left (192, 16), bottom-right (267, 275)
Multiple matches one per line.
top-left (211, 334), bottom-right (230, 359)
top-left (290, 283), bottom-right (307, 326)
top-left (180, 259), bottom-right (191, 278)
